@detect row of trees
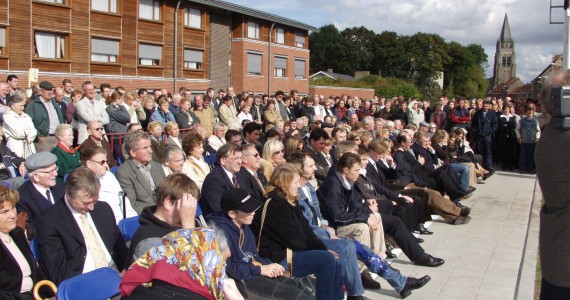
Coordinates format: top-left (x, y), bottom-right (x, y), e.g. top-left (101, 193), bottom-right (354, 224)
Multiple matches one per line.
top-left (309, 25), bottom-right (489, 99)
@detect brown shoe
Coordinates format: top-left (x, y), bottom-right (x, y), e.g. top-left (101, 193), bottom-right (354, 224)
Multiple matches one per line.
top-left (360, 270), bottom-right (381, 290)
top-left (460, 207), bottom-right (471, 217)
top-left (451, 216), bottom-right (471, 225)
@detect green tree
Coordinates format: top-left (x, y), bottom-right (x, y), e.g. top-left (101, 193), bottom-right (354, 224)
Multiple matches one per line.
top-left (309, 24), bottom-right (348, 74)
top-left (407, 33), bottom-right (451, 100)
top-left (340, 26), bottom-right (377, 74)
top-left (373, 31), bottom-right (412, 79)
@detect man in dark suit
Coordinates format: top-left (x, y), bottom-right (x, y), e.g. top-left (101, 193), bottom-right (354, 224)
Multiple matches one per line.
top-left (239, 144), bottom-right (267, 204)
top-left (36, 168), bottom-right (128, 284)
top-left (116, 131), bottom-right (166, 214)
top-left (305, 128), bottom-right (330, 182)
top-left (242, 122), bottom-right (263, 155)
top-left (200, 143), bottom-right (246, 215)
top-left (78, 121), bottom-right (118, 167)
top-left (471, 100), bottom-right (498, 171)
top-left (16, 152), bottom-right (65, 236)
top-left (275, 91), bottom-right (288, 121)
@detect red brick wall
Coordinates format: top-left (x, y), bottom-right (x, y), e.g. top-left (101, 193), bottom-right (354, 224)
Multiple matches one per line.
top-left (232, 39), bottom-right (309, 94)
top-left (309, 85), bottom-right (375, 99)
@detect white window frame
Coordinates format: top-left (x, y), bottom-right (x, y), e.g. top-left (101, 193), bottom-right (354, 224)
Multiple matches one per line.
top-left (184, 8), bottom-right (202, 28)
top-left (184, 49), bottom-right (203, 69)
top-left (91, 38), bottom-right (119, 63)
top-left (34, 31), bottom-right (67, 59)
top-left (0, 27), bottom-right (5, 56)
top-left (139, 43), bottom-right (162, 66)
top-left (247, 22), bottom-right (260, 39)
top-left (294, 59), bottom-right (306, 79)
top-left (274, 56), bottom-right (287, 78)
top-left (38, 0), bottom-right (66, 4)
top-left (139, 0), bottom-right (161, 21)
top-left (92, 0), bottom-right (118, 13)
top-left (295, 32), bottom-right (305, 48)
top-left (247, 52), bottom-right (262, 76)
top-left (276, 28), bottom-right (285, 44)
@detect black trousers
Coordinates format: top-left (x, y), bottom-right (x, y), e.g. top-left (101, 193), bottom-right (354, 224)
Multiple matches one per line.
top-left (540, 277), bottom-right (570, 300)
top-left (391, 195), bottom-right (426, 232)
top-left (244, 276), bottom-right (316, 300)
top-left (423, 168), bottom-right (465, 201)
top-left (381, 213), bottom-right (427, 263)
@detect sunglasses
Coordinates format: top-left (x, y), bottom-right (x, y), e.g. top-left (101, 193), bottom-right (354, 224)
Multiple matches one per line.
top-left (92, 127), bottom-right (103, 131)
top-left (273, 150), bottom-right (284, 155)
top-left (89, 159), bottom-right (108, 166)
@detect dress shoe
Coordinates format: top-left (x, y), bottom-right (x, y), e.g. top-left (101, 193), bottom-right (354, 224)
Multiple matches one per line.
top-left (460, 207), bottom-right (471, 217)
top-left (508, 167), bottom-right (514, 171)
top-left (347, 296), bottom-right (371, 300)
top-left (360, 270), bottom-right (381, 290)
top-left (454, 200), bottom-right (466, 208)
top-left (451, 216), bottom-right (471, 225)
top-left (386, 251), bottom-right (397, 259)
top-left (414, 255), bottom-right (445, 267)
top-left (399, 275), bottom-right (431, 298)
top-left (416, 237), bottom-right (424, 243)
top-left (416, 223), bottom-right (434, 235)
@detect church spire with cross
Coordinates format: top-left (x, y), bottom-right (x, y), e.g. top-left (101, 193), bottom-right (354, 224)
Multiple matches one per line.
top-left (493, 12), bottom-right (517, 87)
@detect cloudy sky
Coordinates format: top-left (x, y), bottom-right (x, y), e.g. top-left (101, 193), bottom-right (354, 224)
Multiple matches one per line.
top-left (230, 0), bottom-right (565, 84)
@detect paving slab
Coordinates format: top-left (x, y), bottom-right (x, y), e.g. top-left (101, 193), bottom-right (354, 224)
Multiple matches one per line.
top-left (363, 170), bottom-right (540, 299)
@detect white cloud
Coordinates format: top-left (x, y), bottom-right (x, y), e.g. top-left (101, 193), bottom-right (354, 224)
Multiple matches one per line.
top-left (228, 0), bottom-right (565, 84)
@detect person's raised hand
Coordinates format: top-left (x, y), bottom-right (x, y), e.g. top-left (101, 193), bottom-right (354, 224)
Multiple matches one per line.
top-left (176, 193), bottom-right (198, 229)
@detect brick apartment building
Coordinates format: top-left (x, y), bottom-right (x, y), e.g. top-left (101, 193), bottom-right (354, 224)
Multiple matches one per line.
top-left (0, 0), bottom-right (316, 94)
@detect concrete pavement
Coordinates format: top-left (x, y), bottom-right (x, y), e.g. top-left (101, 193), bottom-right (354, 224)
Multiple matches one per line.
top-left (363, 170), bottom-right (541, 300)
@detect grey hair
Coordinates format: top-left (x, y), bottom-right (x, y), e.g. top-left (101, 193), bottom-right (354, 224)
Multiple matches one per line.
top-left (124, 130), bottom-right (150, 155)
top-left (207, 222), bottom-right (229, 254)
top-left (213, 122), bottom-right (226, 131)
top-left (162, 145), bottom-right (184, 163)
top-left (362, 116), bottom-right (374, 124)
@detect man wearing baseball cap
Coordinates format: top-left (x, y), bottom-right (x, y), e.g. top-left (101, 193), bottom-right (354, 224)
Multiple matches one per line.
top-left (207, 188), bottom-right (315, 300)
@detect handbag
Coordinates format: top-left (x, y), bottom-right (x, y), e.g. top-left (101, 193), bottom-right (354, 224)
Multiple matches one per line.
top-left (256, 198), bottom-right (293, 278)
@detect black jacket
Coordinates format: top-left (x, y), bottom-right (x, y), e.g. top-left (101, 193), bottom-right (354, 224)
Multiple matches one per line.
top-left (258, 190), bottom-right (326, 263)
top-left (316, 172), bottom-right (372, 228)
top-left (200, 166), bottom-right (246, 216)
top-left (16, 180), bottom-right (66, 237)
top-left (36, 200), bottom-right (128, 284)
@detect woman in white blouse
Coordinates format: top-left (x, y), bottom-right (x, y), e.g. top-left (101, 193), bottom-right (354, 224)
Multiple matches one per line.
top-left (238, 104), bottom-right (253, 126)
top-left (3, 93), bottom-right (37, 158)
top-left (80, 146), bottom-right (137, 223)
top-left (181, 132), bottom-right (211, 189)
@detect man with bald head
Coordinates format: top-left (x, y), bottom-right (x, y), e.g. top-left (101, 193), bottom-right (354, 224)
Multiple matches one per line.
top-left (78, 121), bottom-right (118, 167)
top-left (53, 87), bottom-right (67, 120)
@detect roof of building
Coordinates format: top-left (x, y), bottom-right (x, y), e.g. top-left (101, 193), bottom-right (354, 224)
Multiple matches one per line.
top-left (499, 13), bottom-right (513, 43)
top-left (188, 0), bottom-right (318, 32)
top-left (309, 71), bottom-right (356, 81)
top-left (512, 83), bottom-right (531, 95)
top-left (487, 77), bottom-right (522, 95)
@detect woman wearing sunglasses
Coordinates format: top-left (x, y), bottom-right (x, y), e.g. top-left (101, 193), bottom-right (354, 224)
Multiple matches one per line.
top-left (80, 146), bottom-right (137, 223)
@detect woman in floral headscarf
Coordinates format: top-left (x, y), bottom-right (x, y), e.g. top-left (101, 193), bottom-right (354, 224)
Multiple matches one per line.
top-left (120, 228), bottom-right (231, 300)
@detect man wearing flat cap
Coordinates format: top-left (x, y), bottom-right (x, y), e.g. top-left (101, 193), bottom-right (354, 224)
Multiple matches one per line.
top-left (25, 81), bottom-right (64, 152)
top-left (16, 152), bottom-right (65, 237)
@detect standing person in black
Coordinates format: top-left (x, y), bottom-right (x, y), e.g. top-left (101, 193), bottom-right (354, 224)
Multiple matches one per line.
top-left (497, 105), bottom-right (518, 171)
top-left (304, 128), bottom-right (330, 183)
top-left (471, 100), bottom-right (498, 172)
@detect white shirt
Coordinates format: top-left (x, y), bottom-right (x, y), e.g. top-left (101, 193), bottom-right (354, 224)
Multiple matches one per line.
top-left (207, 135), bottom-right (226, 151)
top-left (32, 183), bottom-right (53, 204)
top-left (222, 166), bottom-right (237, 187)
top-left (64, 199), bottom-right (116, 274)
top-left (98, 172), bottom-right (137, 223)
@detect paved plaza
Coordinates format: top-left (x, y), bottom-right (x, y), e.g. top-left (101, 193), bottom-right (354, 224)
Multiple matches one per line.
top-left (364, 170), bottom-right (541, 300)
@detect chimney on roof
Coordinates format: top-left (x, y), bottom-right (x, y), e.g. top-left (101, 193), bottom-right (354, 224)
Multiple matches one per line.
top-left (327, 69), bottom-right (333, 73)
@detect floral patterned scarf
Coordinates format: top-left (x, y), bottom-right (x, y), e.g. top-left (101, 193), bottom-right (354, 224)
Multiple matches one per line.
top-left (120, 228), bottom-right (226, 299)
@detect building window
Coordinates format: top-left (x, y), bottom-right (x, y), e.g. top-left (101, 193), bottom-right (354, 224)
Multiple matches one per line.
top-left (506, 56), bottom-right (511, 66)
top-left (184, 49), bottom-right (203, 69)
top-left (92, 0), bottom-right (118, 13)
top-left (274, 56), bottom-right (287, 77)
top-left (295, 32), bottom-right (305, 48)
top-left (276, 28), bottom-right (285, 44)
top-left (0, 27), bottom-right (5, 55)
top-left (502, 55), bottom-right (511, 67)
top-left (139, 43), bottom-right (162, 66)
top-left (38, 0), bottom-right (66, 4)
top-left (184, 8), bottom-right (201, 28)
top-left (34, 31), bottom-right (67, 59)
top-left (294, 59), bottom-right (306, 79)
top-left (247, 52), bottom-right (262, 75)
top-left (91, 38), bottom-right (119, 63)
top-left (139, 0), bottom-right (161, 21)
top-left (247, 22), bottom-right (260, 39)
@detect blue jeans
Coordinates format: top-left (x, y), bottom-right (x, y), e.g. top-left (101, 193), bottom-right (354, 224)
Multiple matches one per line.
top-left (322, 239), bottom-right (364, 297)
top-left (354, 241), bottom-right (407, 292)
top-left (286, 250), bottom-right (344, 300)
top-left (450, 163), bottom-right (470, 192)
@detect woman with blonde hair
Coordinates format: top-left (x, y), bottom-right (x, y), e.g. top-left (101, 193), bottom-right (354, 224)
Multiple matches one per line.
top-left (283, 136), bottom-right (304, 160)
top-left (51, 124), bottom-right (82, 181)
top-left (263, 99), bottom-right (282, 131)
top-left (257, 164), bottom-right (344, 300)
top-left (163, 121), bottom-right (183, 150)
top-left (431, 130), bottom-right (480, 185)
top-left (259, 139), bottom-right (286, 180)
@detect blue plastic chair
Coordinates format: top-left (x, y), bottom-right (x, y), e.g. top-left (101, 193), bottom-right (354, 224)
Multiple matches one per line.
top-left (63, 173), bottom-right (69, 182)
top-left (118, 216), bottom-right (140, 241)
top-left (110, 166), bottom-right (119, 175)
top-left (56, 267), bottom-right (121, 300)
top-left (30, 239), bottom-right (41, 261)
top-left (0, 181), bottom-right (12, 189)
top-left (196, 203), bottom-right (207, 227)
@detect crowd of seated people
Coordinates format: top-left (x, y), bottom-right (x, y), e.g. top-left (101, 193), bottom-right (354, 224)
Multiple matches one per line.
top-left (0, 75), bottom-right (544, 299)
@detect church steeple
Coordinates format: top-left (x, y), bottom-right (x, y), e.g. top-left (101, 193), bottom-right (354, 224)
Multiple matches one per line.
top-left (499, 13), bottom-right (513, 43)
top-left (493, 12), bottom-right (517, 87)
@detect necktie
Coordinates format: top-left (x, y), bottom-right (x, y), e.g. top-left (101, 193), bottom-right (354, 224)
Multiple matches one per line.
top-left (232, 175), bottom-right (239, 188)
top-left (253, 173), bottom-right (265, 194)
top-left (46, 190), bottom-right (53, 205)
top-left (79, 214), bottom-right (109, 269)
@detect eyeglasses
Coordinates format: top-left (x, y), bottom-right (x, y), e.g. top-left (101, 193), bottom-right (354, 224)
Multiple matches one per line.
top-left (36, 166), bottom-right (59, 174)
top-left (244, 153), bottom-right (260, 158)
top-left (92, 127), bottom-right (103, 131)
top-left (89, 159), bottom-right (108, 166)
top-left (273, 150), bottom-right (284, 155)
top-left (226, 156), bottom-right (243, 162)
